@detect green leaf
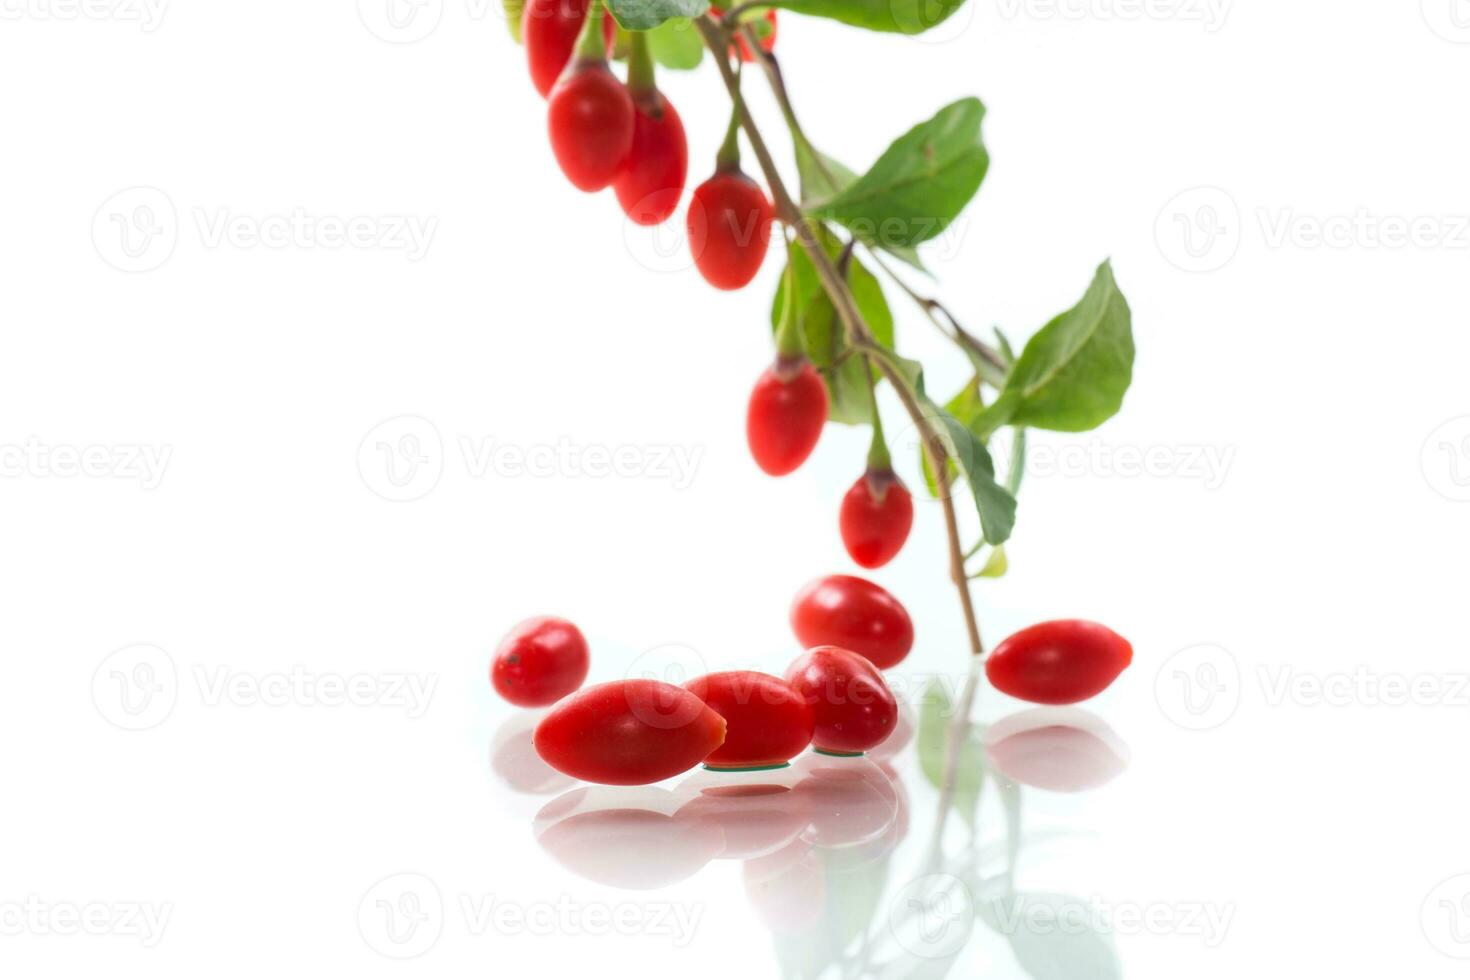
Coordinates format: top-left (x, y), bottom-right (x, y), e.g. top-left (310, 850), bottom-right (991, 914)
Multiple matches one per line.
top-left (975, 545), bottom-right (1008, 578)
top-left (919, 377), bottom-right (980, 496)
top-left (794, 139), bottom-right (858, 207)
top-left (810, 98), bottom-right (988, 249)
top-left (605, 0), bottom-right (709, 31)
top-left (794, 141), bottom-right (929, 274)
top-left (1005, 426), bottom-right (1026, 496)
top-left (977, 262), bottom-right (1135, 437)
top-left (503, 0), bottom-right (525, 40)
top-left (921, 400), bottom-right (1017, 545)
top-left (645, 17), bottom-right (703, 68)
top-left (771, 229), bottom-right (894, 425)
top-left (767, 0), bottom-right (970, 35)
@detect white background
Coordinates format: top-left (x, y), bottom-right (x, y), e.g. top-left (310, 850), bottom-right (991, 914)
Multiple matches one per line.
top-left (3, 0), bottom-right (1469, 976)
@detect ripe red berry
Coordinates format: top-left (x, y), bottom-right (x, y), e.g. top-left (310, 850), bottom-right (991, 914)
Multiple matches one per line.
top-left (533, 679), bottom-right (727, 785)
top-left (791, 575), bottom-right (914, 670)
top-left (547, 60), bottom-right (635, 192)
top-left (491, 616), bottom-right (590, 707)
top-left (985, 620), bottom-right (1133, 705)
top-left (746, 358), bottom-right (828, 476)
top-left (523, 0), bottom-right (616, 98)
top-left (839, 469), bottom-right (914, 569)
top-left (684, 671), bottom-right (814, 770)
top-left (613, 91), bottom-right (688, 226)
top-left (785, 647), bottom-right (898, 755)
top-left (688, 168), bottom-right (774, 290)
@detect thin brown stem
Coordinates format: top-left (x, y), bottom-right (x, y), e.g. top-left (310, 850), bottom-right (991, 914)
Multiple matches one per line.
top-left (697, 15), bottom-right (986, 658)
top-left (866, 249), bottom-right (1009, 383)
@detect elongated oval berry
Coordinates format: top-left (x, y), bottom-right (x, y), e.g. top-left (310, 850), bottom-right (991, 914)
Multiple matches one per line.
top-left (785, 647), bottom-right (897, 755)
top-left (491, 616), bottom-right (590, 707)
top-left (547, 61), bottom-right (634, 192)
top-left (986, 620), bottom-right (1133, 705)
top-left (687, 169), bottom-right (773, 290)
top-left (613, 91), bottom-right (688, 226)
top-left (684, 671), bottom-right (814, 770)
top-left (839, 469), bottom-right (914, 569)
top-left (791, 575), bottom-right (914, 670)
top-left (534, 680), bottom-right (727, 785)
top-left (523, 0), bottom-right (616, 98)
top-left (747, 358), bottom-right (828, 476)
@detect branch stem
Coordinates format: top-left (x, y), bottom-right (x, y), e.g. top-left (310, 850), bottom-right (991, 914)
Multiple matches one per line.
top-left (697, 15), bottom-right (985, 657)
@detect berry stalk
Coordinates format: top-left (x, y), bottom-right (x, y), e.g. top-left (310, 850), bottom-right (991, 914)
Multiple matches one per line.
top-left (699, 7), bottom-right (986, 662)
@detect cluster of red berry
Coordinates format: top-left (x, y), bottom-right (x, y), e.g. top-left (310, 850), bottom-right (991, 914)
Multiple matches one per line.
top-left (527, 0), bottom-right (775, 290)
top-left (503, 2), bottom-right (1137, 790)
top-left (492, 589), bottom-right (1130, 785)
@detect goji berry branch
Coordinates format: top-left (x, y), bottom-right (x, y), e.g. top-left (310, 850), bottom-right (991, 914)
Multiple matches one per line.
top-left (696, 13), bottom-right (986, 659)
